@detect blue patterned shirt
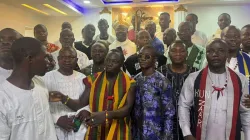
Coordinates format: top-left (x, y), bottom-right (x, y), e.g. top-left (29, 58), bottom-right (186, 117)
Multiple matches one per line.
top-left (132, 71), bottom-right (175, 140)
top-left (152, 37), bottom-right (165, 55)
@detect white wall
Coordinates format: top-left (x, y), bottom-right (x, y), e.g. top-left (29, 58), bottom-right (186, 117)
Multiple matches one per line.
top-left (45, 8), bottom-right (113, 43)
top-left (188, 4), bottom-right (250, 38)
top-left (0, 3), bottom-right (46, 36)
top-left (0, 3), bottom-right (108, 43)
top-left (2, 3), bottom-right (249, 43)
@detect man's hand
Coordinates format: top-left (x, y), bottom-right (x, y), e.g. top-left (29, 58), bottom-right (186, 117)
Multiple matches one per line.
top-left (85, 112), bottom-right (106, 127)
top-left (56, 116), bottom-right (74, 132)
top-left (49, 91), bottom-right (66, 102)
top-left (243, 95), bottom-right (250, 108)
top-left (184, 135), bottom-right (196, 140)
top-left (76, 110), bottom-right (91, 122)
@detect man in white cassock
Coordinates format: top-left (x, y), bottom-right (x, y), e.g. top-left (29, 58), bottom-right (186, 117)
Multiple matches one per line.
top-left (42, 47), bottom-right (86, 140)
top-left (0, 37), bottom-right (57, 140)
top-left (109, 24), bottom-right (136, 59)
top-left (178, 39), bottom-right (250, 140)
top-left (0, 28), bottom-right (22, 82)
top-left (52, 29), bottom-right (90, 71)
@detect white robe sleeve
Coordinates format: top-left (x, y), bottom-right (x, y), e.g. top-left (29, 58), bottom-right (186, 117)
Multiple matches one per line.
top-left (239, 76), bottom-right (250, 140)
top-left (0, 112), bottom-right (10, 140)
top-left (0, 95), bottom-right (11, 140)
top-left (178, 73), bottom-right (195, 137)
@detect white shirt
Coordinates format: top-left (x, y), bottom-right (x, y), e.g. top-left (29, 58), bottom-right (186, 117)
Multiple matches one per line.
top-left (227, 57), bottom-right (239, 73)
top-left (94, 34), bottom-right (115, 44)
top-left (54, 40), bottom-right (62, 48)
top-left (52, 47), bottom-right (90, 70)
top-left (192, 30), bottom-right (208, 48)
top-left (155, 31), bottom-right (164, 43)
top-left (109, 39), bottom-right (136, 59)
top-left (227, 53), bottom-right (250, 74)
top-left (0, 77), bottom-right (57, 140)
top-left (205, 70), bottom-right (227, 140)
top-left (42, 70), bottom-right (86, 140)
top-left (0, 67), bottom-right (12, 83)
top-left (178, 68), bottom-right (250, 140)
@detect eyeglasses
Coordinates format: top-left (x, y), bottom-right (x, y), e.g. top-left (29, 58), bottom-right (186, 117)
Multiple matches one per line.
top-left (138, 54), bottom-right (152, 60)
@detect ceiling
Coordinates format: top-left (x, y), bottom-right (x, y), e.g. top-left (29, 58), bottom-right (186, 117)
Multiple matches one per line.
top-left (1, 0), bottom-right (250, 16)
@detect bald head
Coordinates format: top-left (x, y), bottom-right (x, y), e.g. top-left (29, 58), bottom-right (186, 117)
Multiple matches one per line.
top-left (62, 22), bottom-right (72, 31)
top-left (163, 28), bottom-right (177, 46)
top-left (218, 13), bottom-right (231, 30)
top-left (60, 29), bottom-right (75, 48)
top-left (145, 21), bottom-right (156, 39)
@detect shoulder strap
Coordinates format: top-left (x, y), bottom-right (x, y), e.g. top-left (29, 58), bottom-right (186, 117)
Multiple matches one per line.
top-left (187, 45), bottom-right (200, 67)
top-left (191, 69), bottom-right (204, 137)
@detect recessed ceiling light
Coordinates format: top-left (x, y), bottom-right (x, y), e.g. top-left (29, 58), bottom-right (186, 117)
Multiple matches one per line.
top-left (43, 4), bottom-right (68, 15)
top-left (21, 4), bottom-right (49, 15)
top-left (83, 1), bottom-right (90, 4)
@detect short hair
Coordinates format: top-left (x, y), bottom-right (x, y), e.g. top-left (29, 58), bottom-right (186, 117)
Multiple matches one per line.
top-left (241, 24), bottom-right (250, 30)
top-left (160, 12), bottom-right (170, 17)
top-left (34, 24), bottom-right (47, 35)
top-left (62, 22), bottom-right (71, 27)
top-left (221, 25), bottom-right (240, 38)
top-left (115, 24), bottom-right (128, 31)
top-left (60, 29), bottom-right (74, 38)
top-left (94, 40), bottom-right (109, 51)
top-left (145, 21), bottom-right (156, 29)
top-left (34, 24), bottom-right (47, 31)
top-left (206, 38), bottom-right (228, 49)
top-left (140, 44), bottom-right (157, 57)
top-left (110, 48), bottom-right (125, 63)
top-left (164, 28), bottom-right (176, 34)
top-left (0, 28), bottom-right (17, 33)
top-left (98, 19), bottom-right (108, 25)
top-left (178, 21), bottom-right (194, 31)
top-left (169, 40), bottom-right (187, 50)
top-left (136, 29), bottom-right (149, 38)
top-left (11, 37), bottom-right (43, 64)
top-left (83, 24), bottom-right (95, 33)
top-left (187, 13), bottom-right (198, 21)
top-left (0, 28), bottom-right (23, 40)
top-left (59, 47), bottom-right (77, 56)
top-left (218, 13), bottom-right (231, 20)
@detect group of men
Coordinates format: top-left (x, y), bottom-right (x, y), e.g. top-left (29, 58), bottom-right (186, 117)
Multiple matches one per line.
top-left (0, 10), bottom-right (250, 140)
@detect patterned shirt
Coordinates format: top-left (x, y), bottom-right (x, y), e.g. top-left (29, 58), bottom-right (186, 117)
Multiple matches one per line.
top-left (152, 37), bottom-right (165, 55)
top-left (47, 43), bottom-right (60, 53)
top-left (132, 71), bottom-right (175, 140)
